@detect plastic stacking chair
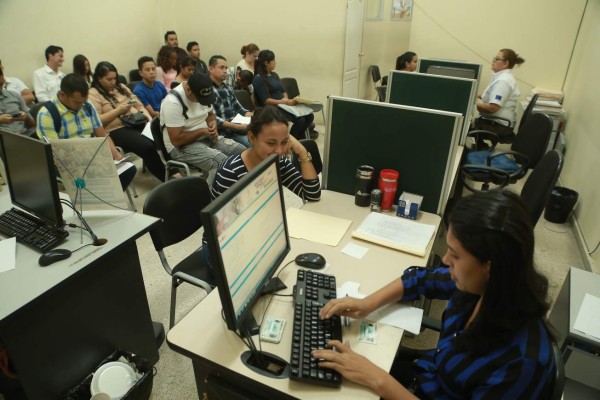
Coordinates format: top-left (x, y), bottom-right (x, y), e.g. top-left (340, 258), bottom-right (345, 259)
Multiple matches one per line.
top-left (369, 65), bottom-right (387, 102)
top-left (291, 139), bottom-right (323, 175)
top-left (234, 89), bottom-right (255, 112)
top-left (143, 176), bottom-right (216, 328)
top-left (149, 117), bottom-right (197, 181)
top-left (280, 77), bottom-right (326, 137)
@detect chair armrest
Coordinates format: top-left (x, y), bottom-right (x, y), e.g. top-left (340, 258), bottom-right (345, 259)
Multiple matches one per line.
top-left (479, 115), bottom-right (512, 126)
top-left (487, 150), bottom-right (530, 171)
top-left (467, 129), bottom-right (500, 150)
top-left (421, 315), bottom-right (442, 332)
top-left (461, 164), bottom-right (511, 192)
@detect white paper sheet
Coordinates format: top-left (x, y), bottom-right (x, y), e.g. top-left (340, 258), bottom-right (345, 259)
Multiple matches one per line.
top-left (341, 242), bottom-right (369, 259)
top-left (573, 293), bottom-right (600, 340)
top-left (231, 114), bottom-right (251, 124)
top-left (0, 237), bottom-right (16, 273)
top-left (141, 121), bottom-right (153, 141)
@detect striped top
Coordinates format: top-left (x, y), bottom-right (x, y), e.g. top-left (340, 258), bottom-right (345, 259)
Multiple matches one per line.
top-left (401, 266), bottom-right (554, 399)
top-left (211, 153), bottom-right (321, 202)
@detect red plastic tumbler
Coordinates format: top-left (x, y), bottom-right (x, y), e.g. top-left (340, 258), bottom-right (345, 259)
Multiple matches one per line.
top-left (378, 169), bottom-right (399, 211)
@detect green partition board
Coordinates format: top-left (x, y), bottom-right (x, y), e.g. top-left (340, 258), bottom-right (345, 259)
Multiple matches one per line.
top-left (387, 71), bottom-right (475, 144)
top-left (324, 97), bottom-right (461, 214)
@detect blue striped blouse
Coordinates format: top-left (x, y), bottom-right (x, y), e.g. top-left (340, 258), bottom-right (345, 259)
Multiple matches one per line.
top-left (401, 266), bottom-right (554, 399)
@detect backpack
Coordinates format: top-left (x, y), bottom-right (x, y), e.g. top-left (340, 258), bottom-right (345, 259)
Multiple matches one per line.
top-left (43, 101), bottom-right (95, 133)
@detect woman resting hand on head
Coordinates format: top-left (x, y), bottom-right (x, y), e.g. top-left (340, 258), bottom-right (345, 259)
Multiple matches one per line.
top-left (211, 105), bottom-right (320, 202)
top-left (88, 61), bottom-right (168, 182)
top-left (314, 190), bottom-right (556, 400)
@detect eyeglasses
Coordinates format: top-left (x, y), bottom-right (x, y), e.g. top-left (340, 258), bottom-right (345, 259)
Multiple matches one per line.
top-left (492, 56), bottom-right (506, 62)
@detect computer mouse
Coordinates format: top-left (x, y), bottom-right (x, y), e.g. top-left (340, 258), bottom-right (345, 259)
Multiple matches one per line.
top-left (295, 253), bottom-right (326, 270)
top-left (38, 248), bottom-right (73, 267)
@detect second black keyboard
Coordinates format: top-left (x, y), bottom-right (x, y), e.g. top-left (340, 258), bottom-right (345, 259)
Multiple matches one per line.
top-left (0, 208), bottom-right (68, 252)
top-left (290, 269), bottom-right (342, 387)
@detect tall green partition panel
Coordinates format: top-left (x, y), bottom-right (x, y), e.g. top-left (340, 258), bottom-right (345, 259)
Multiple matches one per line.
top-left (387, 72), bottom-right (476, 144)
top-left (324, 97), bottom-right (461, 214)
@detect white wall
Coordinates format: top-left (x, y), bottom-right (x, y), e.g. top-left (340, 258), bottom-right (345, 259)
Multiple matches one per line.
top-left (0, 0), bottom-right (159, 83)
top-left (561, 0), bottom-right (600, 268)
top-left (409, 0), bottom-right (587, 98)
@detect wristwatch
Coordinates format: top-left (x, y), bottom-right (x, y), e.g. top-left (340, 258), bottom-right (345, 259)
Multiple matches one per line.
top-left (299, 152), bottom-right (312, 164)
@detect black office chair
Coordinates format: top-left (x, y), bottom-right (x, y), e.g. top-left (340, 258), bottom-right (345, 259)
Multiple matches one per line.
top-left (117, 74), bottom-right (128, 85)
top-left (29, 102), bottom-right (46, 121)
top-left (462, 113), bottom-right (553, 191)
top-left (129, 69), bottom-right (142, 82)
top-left (520, 150), bottom-right (563, 226)
top-left (475, 94), bottom-right (540, 144)
top-left (369, 65), bottom-right (387, 102)
top-left (149, 117), bottom-right (197, 180)
top-left (143, 176), bottom-right (216, 329)
top-left (127, 81), bottom-right (140, 92)
top-left (234, 89), bottom-right (255, 111)
top-left (291, 139), bottom-right (323, 175)
top-left (280, 77), bottom-right (326, 130)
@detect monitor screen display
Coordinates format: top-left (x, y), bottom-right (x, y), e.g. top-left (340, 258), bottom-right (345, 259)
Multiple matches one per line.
top-left (426, 65), bottom-right (477, 80)
top-left (0, 129), bottom-right (64, 226)
top-left (201, 154), bottom-right (290, 333)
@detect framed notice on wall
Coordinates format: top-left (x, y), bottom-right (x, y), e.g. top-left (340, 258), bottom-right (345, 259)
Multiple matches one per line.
top-left (391, 0), bottom-right (413, 21)
top-left (366, 0), bottom-right (384, 21)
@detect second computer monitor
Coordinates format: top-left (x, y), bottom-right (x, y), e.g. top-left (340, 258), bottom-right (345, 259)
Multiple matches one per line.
top-left (201, 154), bottom-right (290, 335)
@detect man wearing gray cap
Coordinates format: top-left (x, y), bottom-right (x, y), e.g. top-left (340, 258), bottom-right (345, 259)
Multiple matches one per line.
top-left (160, 73), bottom-right (245, 183)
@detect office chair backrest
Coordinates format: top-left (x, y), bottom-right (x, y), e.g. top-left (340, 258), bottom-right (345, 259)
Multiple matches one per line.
top-left (234, 90), bottom-right (254, 111)
top-left (520, 150), bottom-right (563, 226)
top-left (150, 117), bottom-right (170, 157)
top-left (129, 69), bottom-right (142, 82)
top-left (281, 77), bottom-right (300, 99)
top-left (117, 74), bottom-right (128, 85)
top-left (518, 93), bottom-right (540, 132)
top-left (143, 176), bottom-right (212, 250)
top-left (512, 113), bottom-right (553, 169)
top-left (370, 65), bottom-right (382, 84)
top-left (126, 81), bottom-right (140, 92)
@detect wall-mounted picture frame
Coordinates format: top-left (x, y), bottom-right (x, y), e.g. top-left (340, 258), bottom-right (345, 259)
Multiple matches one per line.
top-left (391, 0), bottom-right (413, 21)
top-left (366, 0), bottom-right (384, 21)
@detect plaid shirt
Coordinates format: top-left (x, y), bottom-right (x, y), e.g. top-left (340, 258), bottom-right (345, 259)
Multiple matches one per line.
top-left (211, 81), bottom-right (248, 131)
top-left (36, 98), bottom-right (101, 140)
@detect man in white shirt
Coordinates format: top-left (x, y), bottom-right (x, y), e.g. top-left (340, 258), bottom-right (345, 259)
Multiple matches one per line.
top-left (33, 45), bottom-right (65, 102)
top-left (160, 73), bottom-right (245, 183)
top-left (0, 60), bottom-right (35, 106)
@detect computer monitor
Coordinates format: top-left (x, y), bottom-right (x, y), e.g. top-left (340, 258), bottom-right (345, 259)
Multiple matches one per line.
top-left (0, 129), bottom-right (64, 227)
top-left (201, 154), bottom-right (290, 336)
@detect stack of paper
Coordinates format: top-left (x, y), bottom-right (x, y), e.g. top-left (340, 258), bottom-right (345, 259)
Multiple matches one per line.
top-left (351, 212), bottom-right (435, 257)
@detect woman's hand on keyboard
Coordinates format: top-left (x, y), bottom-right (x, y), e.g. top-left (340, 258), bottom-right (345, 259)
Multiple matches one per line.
top-left (319, 296), bottom-right (374, 320)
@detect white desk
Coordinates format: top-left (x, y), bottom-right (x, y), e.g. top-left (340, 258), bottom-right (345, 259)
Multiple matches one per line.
top-left (167, 190), bottom-right (441, 399)
top-left (0, 188), bottom-right (160, 399)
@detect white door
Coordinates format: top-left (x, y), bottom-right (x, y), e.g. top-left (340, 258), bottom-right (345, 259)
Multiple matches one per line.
top-left (342, 0), bottom-right (365, 98)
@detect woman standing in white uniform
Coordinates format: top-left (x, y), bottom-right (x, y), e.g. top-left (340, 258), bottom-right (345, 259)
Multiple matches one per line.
top-left (475, 48), bottom-right (525, 143)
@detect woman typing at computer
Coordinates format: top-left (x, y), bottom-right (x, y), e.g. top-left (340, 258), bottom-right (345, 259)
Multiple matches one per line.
top-left (314, 190), bottom-right (555, 399)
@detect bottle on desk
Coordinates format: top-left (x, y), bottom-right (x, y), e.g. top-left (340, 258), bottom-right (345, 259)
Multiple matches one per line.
top-left (354, 165), bottom-right (374, 207)
top-left (378, 169), bottom-right (399, 211)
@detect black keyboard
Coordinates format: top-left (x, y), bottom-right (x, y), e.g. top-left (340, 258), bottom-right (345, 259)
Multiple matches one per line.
top-left (290, 269), bottom-right (342, 387)
top-left (0, 208), bottom-right (68, 252)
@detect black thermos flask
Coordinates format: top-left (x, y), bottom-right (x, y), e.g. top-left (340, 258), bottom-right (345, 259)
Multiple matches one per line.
top-left (354, 165), bottom-right (374, 207)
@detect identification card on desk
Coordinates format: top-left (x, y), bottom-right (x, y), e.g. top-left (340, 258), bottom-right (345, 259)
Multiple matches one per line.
top-left (260, 317), bottom-right (286, 344)
top-left (358, 321), bottom-right (378, 345)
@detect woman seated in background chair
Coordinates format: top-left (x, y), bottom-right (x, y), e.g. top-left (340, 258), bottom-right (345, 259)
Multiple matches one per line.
top-left (474, 48), bottom-right (525, 144)
top-left (88, 61), bottom-right (167, 182)
top-left (315, 189), bottom-right (556, 400)
top-left (252, 50), bottom-right (314, 140)
top-left (395, 51), bottom-right (418, 72)
top-left (156, 45), bottom-right (178, 90)
top-left (172, 56), bottom-right (197, 89)
top-left (236, 43), bottom-right (259, 74)
top-left (73, 54), bottom-right (92, 86)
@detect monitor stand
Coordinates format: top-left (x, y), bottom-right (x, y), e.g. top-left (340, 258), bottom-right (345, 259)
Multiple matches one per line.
top-left (261, 277), bottom-right (287, 296)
